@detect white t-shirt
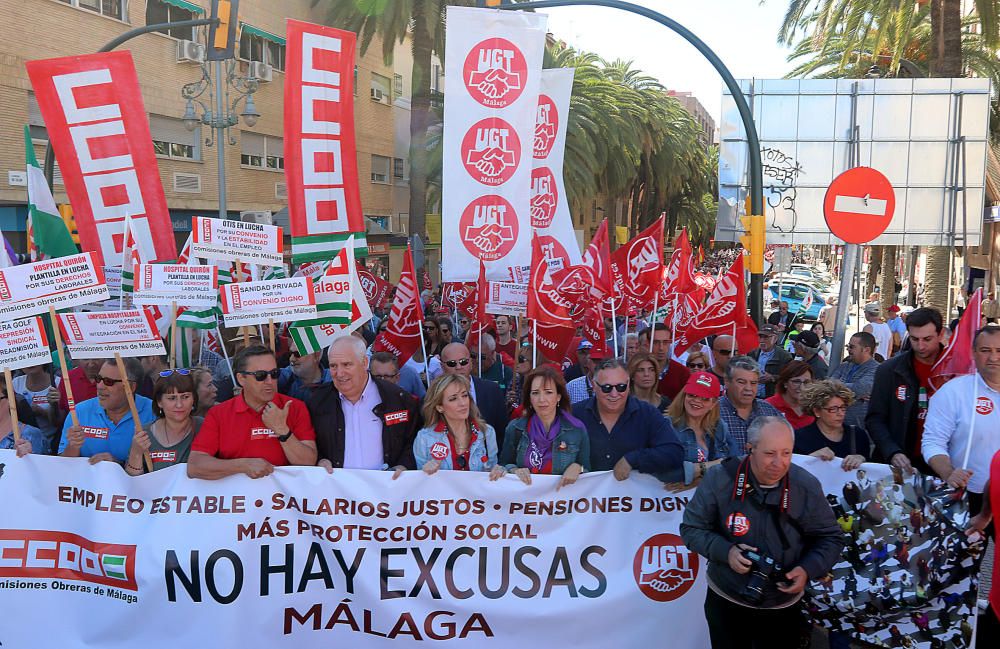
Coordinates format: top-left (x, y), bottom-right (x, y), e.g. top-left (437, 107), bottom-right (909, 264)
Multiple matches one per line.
top-left (866, 321), bottom-right (892, 359)
top-left (11, 374), bottom-right (61, 441)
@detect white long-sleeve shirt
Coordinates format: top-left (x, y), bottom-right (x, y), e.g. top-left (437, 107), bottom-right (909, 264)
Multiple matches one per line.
top-left (922, 372), bottom-right (1000, 493)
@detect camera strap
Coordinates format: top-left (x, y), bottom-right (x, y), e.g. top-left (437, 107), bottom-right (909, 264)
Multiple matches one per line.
top-left (728, 457), bottom-right (791, 513)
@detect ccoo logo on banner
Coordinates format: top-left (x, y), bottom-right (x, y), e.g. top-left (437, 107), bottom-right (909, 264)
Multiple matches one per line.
top-left (442, 7), bottom-right (547, 283)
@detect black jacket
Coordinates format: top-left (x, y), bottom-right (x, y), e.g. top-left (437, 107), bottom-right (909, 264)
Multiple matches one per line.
top-left (748, 346), bottom-right (793, 397)
top-left (865, 347), bottom-right (941, 471)
top-left (307, 377), bottom-right (422, 470)
top-left (473, 376), bottom-right (509, 449)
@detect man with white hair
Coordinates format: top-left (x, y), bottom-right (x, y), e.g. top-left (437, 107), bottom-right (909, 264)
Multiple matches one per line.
top-left (306, 336), bottom-right (421, 475)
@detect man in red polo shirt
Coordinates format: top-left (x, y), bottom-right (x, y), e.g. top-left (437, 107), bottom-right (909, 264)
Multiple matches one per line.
top-left (188, 344), bottom-right (317, 480)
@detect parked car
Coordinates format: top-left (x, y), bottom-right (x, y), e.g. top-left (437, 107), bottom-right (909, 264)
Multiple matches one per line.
top-left (768, 281), bottom-right (826, 320)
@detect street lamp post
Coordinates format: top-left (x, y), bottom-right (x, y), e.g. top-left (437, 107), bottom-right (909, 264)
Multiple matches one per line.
top-left (181, 58), bottom-right (261, 221)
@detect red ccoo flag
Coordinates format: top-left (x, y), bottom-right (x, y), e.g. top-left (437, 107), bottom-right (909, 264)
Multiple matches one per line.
top-left (610, 215), bottom-right (664, 310)
top-left (929, 288), bottom-right (983, 391)
top-left (373, 246), bottom-right (424, 365)
top-left (674, 254), bottom-right (750, 355)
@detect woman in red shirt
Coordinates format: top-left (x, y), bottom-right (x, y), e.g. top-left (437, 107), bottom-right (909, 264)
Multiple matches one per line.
top-left (765, 360), bottom-right (816, 429)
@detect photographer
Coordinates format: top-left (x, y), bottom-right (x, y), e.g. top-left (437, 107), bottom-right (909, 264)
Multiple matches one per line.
top-left (680, 416), bottom-right (843, 649)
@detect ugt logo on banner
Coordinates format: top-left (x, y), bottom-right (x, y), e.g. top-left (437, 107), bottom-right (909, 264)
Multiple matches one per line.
top-left (530, 168), bottom-right (558, 228)
top-left (462, 118), bottom-right (521, 186)
top-left (460, 196), bottom-right (519, 261)
top-left (533, 94), bottom-right (558, 158)
top-left (463, 37), bottom-right (527, 108)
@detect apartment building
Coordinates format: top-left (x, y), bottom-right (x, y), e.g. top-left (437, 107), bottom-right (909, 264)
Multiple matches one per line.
top-left (0, 0), bottom-right (411, 279)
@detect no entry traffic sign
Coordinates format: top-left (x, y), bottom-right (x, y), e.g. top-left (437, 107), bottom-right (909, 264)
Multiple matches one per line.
top-left (823, 167), bottom-right (896, 244)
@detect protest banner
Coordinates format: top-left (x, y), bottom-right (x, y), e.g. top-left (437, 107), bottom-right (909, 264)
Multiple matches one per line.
top-left (103, 266), bottom-right (123, 299)
top-left (56, 309), bottom-right (166, 359)
top-left (486, 281), bottom-right (527, 316)
top-left (191, 217), bottom-right (284, 267)
top-left (220, 277), bottom-right (317, 327)
top-left (284, 19), bottom-right (367, 262)
top-left (0, 253), bottom-right (109, 322)
top-left (442, 7), bottom-right (546, 282)
top-left (132, 264), bottom-right (218, 308)
top-left (0, 317), bottom-right (51, 371)
top-left (531, 68), bottom-right (581, 273)
top-left (25, 52), bottom-right (176, 267)
top-left (0, 454), bottom-right (980, 649)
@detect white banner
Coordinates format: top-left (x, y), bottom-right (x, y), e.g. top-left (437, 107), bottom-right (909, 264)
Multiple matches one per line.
top-left (531, 68), bottom-right (581, 273)
top-left (442, 6), bottom-right (546, 283)
top-left (220, 277), bottom-right (317, 327)
top-left (57, 309), bottom-right (165, 359)
top-left (0, 317), bottom-right (51, 371)
top-left (486, 281), bottom-right (528, 316)
top-left (0, 253), bottom-right (109, 322)
top-left (191, 217), bottom-right (284, 267)
top-left (132, 264), bottom-right (218, 307)
top-left (103, 266), bottom-right (123, 298)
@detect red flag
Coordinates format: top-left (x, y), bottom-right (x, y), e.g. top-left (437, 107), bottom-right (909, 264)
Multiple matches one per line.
top-left (442, 282), bottom-right (476, 309)
top-left (462, 262), bottom-right (495, 346)
top-left (698, 244), bottom-right (705, 265)
top-left (357, 267), bottom-right (393, 309)
top-left (674, 254), bottom-right (749, 355)
top-left (527, 233), bottom-right (573, 327)
top-left (372, 246), bottom-right (424, 365)
top-left (579, 306), bottom-right (609, 356)
top-left (929, 288), bottom-right (982, 391)
top-left (422, 267), bottom-right (433, 292)
top-left (534, 322), bottom-right (577, 364)
top-left (610, 215), bottom-right (664, 310)
top-left (549, 218), bottom-right (612, 315)
top-left (661, 228), bottom-right (697, 299)
top-left (735, 314), bottom-right (759, 355)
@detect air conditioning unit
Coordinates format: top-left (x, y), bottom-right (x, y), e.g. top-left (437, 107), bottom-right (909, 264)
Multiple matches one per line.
top-left (176, 40), bottom-right (206, 64)
top-left (240, 210), bottom-right (273, 225)
top-left (370, 88), bottom-right (385, 102)
top-left (249, 61), bottom-right (273, 82)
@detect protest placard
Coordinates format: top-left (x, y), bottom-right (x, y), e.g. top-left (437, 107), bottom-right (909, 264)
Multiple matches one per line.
top-left (57, 309), bottom-right (165, 359)
top-left (220, 277), bottom-right (317, 327)
top-left (103, 266), bottom-right (123, 298)
top-left (0, 317), bottom-right (51, 371)
top-left (191, 216), bottom-right (284, 267)
top-left (486, 281), bottom-right (528, 316)
top-left (0, 253), bottom-right (109, 322)
top-left (132, 264), bottom-right (218, 307)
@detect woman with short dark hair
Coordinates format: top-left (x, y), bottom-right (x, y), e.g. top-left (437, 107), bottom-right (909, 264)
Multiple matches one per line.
top-left (125, 369), bottom-right (202, 475)
top-left (765, 360), bottom-right (815, 429)
top-left (794, 379), bottom-right (870, 471)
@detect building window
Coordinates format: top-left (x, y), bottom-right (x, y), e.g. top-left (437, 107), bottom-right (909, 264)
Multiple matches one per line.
top-left (241, 132), bottom-right (284, 170)
top-left (371, 155), bottom-right (391, 184)
top-left (370, 73), bottom-right (391, 103)
top-left (393, 73), bottom-right (404, 98)
top-left (150, 115), bottom-right (201, 161)
top-left (393, 158), bottom-right (405, 180)
top-left (145, 0), bottom-right (202, 40)
top-left (239, 26), bottom-right (285, 71)
top-left (58, 0), bottom-right (125, 21)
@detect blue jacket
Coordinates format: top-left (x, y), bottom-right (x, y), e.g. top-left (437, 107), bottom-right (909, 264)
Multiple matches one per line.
top-left (501, 414), bottom-right (591, 474)
top-left (58, 395), bottom-right (156, 461)
top-left (572, 395), bottom-right (684, 475)
top-left (662, 418), bottom-right (738, 483)
top-left (413, 423), bottom-right (498, 472)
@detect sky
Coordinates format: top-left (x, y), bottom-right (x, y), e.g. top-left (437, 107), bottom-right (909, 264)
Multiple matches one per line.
top-left (540, 0), bottom-right (796, 124)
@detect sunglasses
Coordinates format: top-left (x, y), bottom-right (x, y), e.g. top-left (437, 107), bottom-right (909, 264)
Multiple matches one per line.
top-left (444, 358), bottom-right (471, 368)
top-left (596, 382), bottom-right (628, 394)
top-left (687, 363), bottom-right (706, 370)
top-left (239, 369), bottom-right (281, 382)
top-left (289, 351), bottom-right (301, 359)
top-left (95, 375), bottom-right (125, 387)
top-left (158, 369), bottom-right (191, 377)
top-left (372, 373), bottom-right (399, 381)
top-left (423, 325), bottom-right (439, 331)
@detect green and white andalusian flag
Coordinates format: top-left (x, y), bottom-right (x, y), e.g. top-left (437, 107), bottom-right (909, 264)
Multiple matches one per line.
top-left (291, 231), bottom-right (369, 263)
top-left (24, 126), bottom-right (76, 260)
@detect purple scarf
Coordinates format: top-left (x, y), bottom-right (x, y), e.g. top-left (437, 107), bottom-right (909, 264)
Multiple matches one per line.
top-left (524, 414), bottom-right (560, 472)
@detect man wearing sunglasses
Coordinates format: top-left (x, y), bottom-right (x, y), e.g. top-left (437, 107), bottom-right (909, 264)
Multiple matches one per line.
top-left (59, 358), bottom-right (155, 464)
top-left (440, 342), bottom-right (508, 448)
top-left (709, 335), bottom-right (737, 384)
top-left (308, 336), bottom-right (421, 476)
top-left (188, 344), bottom-right (317, 480)
top-left (749, 325), bottom-right (791, 398)
top-left (571, 358), bottom-right (683, 480)
top-left (278, 342), bottom-right (331, 402)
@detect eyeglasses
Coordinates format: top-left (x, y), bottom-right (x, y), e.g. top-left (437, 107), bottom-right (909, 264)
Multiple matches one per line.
top-left (444, 358), bottom-right (471, 368)
top-left (821, 405), bottom-right (848, 413)
top-left (596, 382), bottom-right (629, 394)
top-left (95, 375), bottom-right (125, 387)
top-left (372, 373), bottom-right (399, 381)
top-left (423, 325), bottom-right (439, 331)
top-left (238, 369), bottom-right (281, 382)
top-left (158, 369), bottom-right (191, 377)
top-left (788, 378), bottom-right (812, 387)
top-left (687, 363), bottom-right (706, 370)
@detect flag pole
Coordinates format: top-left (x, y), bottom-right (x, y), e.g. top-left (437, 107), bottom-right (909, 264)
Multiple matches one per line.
top-left (114, 352), bottom-right (152, 472)
top-left (961, 372), bottom-right (980, 471)
top-left (49, 306), bottom-right (79, 429)
top-left (731, 319), bottom-right (738, 354)
top-left (417, 316), bottom-right (430, 389)
top-left (198, 328), bottom-right (206, 366)
top-left (215, 324), bottom-right (237, 386)
top-left (268, 318), bottom-right (276, 354)
top-left (478, 327), bottom-right (483, 377)
top-left (533, 320), bottom-right (538, 367)
top-left (4, 368), bottom-right (21, 444)
top-left (119, 213), bottom-right (131, 309)
top-left (671, 296), bottom-right (678, 347)
top-left (168, 301), bottom-right (178, 369)
top-left (648, 292), bottom-right (658, 354)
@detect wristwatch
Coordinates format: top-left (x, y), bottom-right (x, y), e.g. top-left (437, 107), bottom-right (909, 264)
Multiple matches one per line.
top-left (276, 430), bottom-right (293, 443)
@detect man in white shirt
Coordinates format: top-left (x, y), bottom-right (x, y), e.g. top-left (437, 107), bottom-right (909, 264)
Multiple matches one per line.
top-left (922, 325), bottom-right (1000, 522)
top-left (863, 304), bottom-right (894, 360)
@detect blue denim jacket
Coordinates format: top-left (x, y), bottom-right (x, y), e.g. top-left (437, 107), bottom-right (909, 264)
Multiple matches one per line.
top-left (662, 418), bottom-right (738, 483)
top-left (501, 415), bottom-right (591, 474)
top-left (413, 423), bottom-right (498, 471)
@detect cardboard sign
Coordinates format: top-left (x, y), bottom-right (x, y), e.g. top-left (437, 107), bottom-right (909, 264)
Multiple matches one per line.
top-left (191, 217), bottom-right (284, 267)
top-left (132, 264), bottom-right (218, 307)
top-left (0, 317), bottom-right (52, 371)
top-left (486, 281), bottom-right (528, 316)
top-left (102, 266), bottom-right (123, 298)
top-left (220, 277), bottom-right (317, 327)
top-left (58, 309), bottom-right (165, 359)
top-left (0, 253), bottom-right (109, 322)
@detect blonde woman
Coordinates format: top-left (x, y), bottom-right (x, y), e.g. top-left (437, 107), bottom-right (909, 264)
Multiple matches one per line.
top-left (414, 374), bottom-right (500, 476)
top-left (628, 352), bottom-right (670, 415)
top-left (662, 372), bottom-right (737, 491)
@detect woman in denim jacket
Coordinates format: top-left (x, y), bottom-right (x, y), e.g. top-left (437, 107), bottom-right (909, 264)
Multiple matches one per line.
top-left (662, 371), bottom-right (738, 491)
top-left (500, 366), bottom-right (590, 488)
top-left (413, 374), bottom-right (501, 476)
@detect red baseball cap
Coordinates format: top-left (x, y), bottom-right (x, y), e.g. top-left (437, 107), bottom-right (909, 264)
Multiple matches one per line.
top-left (685, 371), bottom-right (721, 399)
top-left (888, 304), bottom-right (901, 313)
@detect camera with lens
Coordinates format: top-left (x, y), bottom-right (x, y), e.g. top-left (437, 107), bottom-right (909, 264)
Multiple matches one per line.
top-left (739, 549), bottom-right (783, 605)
